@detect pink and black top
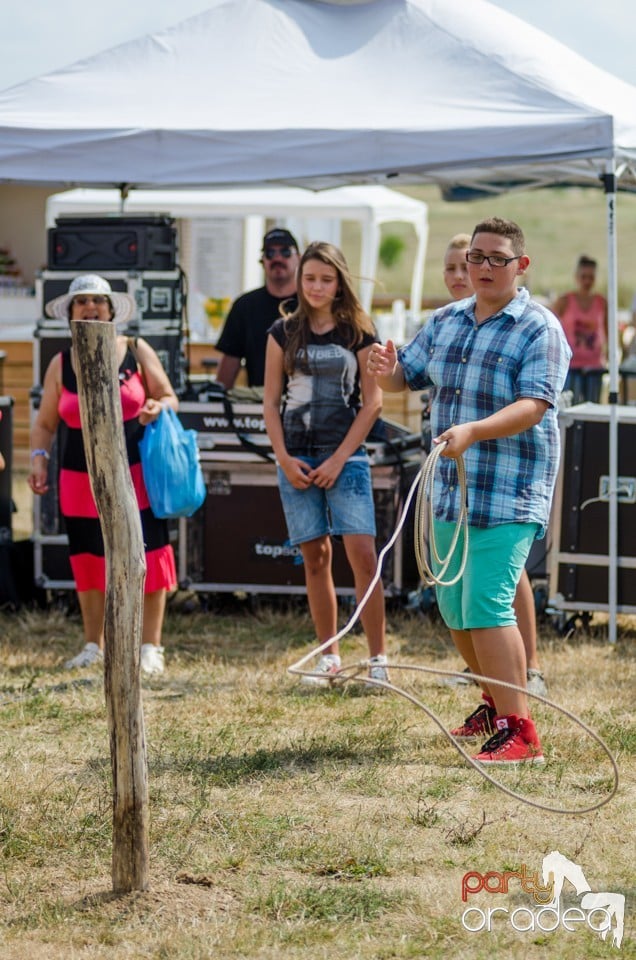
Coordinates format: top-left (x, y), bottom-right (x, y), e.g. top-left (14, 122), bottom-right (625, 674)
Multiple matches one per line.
top-left (57, 346), bottom-right (176, 593)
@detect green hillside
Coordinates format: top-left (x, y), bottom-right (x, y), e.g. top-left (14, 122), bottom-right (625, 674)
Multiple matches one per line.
top-left (359, 184), bottom-right (636, 310)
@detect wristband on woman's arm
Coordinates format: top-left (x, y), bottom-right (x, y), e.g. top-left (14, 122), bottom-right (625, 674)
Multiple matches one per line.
top-left (31, 448), bottom-right (50, 460)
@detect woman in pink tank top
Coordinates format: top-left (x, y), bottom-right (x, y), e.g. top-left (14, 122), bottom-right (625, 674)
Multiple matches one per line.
top-left (553, 255), bottom-right (608, 403)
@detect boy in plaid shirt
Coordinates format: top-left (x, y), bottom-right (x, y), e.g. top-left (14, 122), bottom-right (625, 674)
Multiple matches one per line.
top-left (369, 217), bottom-right (571, 764)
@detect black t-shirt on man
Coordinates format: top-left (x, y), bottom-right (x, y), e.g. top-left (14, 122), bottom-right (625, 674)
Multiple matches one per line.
top-left (216, 286), bottom-right (297, 387)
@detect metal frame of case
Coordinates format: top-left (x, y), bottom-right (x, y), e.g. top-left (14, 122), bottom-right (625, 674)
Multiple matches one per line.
top-left (36, 269), bottom-right (184, 329)
top-left (175, 458), bottom-right (420, 598)
top-left (549, 402), bottom-right (636, 617)
top-left (33, 325), bottom-right (188, 403)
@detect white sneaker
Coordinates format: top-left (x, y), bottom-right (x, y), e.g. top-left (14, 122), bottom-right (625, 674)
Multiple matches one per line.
top-left (140, 644), bottom-right (165, 677)
top-left (368, 655), bottom-right (389, 683)
top-left (64, 642), bottom-right (104, 670)
top-left (438, 665), bottom-right (477, 688)
top-left (300, 654), bottom-right (341, 687)
top-left (527, 668), bottom-right (548, 697)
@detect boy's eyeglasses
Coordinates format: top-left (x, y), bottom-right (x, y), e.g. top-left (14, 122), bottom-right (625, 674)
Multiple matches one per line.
top-left (263, 246), bottom-right (294, 260)
top-left (73, 295), bottom-right (109, 305)
top-left (466, 252), bottom-right (521, 268)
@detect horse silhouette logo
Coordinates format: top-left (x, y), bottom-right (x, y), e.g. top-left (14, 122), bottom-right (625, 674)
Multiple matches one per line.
top-left (542, 850), bottom-right (625, 948)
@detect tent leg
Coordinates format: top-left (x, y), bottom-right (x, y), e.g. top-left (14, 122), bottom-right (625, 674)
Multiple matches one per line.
top-left (603, 161), bottom-right (618, 644)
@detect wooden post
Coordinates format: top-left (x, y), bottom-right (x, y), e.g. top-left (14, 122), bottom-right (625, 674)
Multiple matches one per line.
top-left (71, 319), bottom-right (149, 893)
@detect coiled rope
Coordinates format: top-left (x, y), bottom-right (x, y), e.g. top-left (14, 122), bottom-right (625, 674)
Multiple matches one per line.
top-left (414, 441), bottom-right (468, 586)
top-left (288, 442), bottom-right (619, 815)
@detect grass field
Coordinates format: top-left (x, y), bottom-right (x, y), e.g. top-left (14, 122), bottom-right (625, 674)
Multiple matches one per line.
top-left (4, 217), bottom-right (636, 960)
top-left (0, 587), bottom-right (633, 958)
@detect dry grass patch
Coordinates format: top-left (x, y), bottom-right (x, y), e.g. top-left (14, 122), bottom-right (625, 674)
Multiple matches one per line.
top-left (0, 603), bottom-right (633, 959)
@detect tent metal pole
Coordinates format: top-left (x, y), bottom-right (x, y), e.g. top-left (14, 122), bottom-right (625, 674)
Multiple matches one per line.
top-left (409, 215), bottom-right (428, 326)
top-left (360, 218), bottom-right (380, 316)
top-left (118, 182), bottom-right (130, 214)
top-left (603, 159), bottom-right (618, 644)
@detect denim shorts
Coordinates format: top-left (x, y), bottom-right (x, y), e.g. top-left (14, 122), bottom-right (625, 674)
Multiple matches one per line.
top-left (431, 520), bottom-right (539, 630)
top-left (277, 451), bottom-right (376, 546)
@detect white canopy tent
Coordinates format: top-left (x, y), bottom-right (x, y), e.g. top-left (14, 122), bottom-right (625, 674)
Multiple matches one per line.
top-left (0, 0), bottom-right (635, 191)
top-left (45, 185), bottom-right (429, 317)
top-left (1, 0), bottom-right (635, 639)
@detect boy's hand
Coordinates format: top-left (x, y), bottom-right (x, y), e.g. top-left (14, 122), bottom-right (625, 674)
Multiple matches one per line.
top-left (367, 339), bottom-right (397, 378)
top-left (433, 423), bottom-right (476, 459)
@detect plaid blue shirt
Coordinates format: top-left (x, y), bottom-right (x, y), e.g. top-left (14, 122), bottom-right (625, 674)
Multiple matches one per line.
top-left (398, 288), bottom-right (571, 533)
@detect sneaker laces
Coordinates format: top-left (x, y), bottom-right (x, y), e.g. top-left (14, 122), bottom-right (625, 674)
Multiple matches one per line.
top-left (462, 702), bottom-right (495, 732)
top-left (477, 727), bottom-right (513, 754)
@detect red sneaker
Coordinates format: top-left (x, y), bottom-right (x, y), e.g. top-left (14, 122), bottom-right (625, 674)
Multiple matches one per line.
top-left (473, 715), bottom-right (545, 765)
top-left (450, 698), bottom-right (497, 739)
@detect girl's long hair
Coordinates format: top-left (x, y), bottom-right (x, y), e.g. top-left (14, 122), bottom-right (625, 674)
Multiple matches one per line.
top-left (282, 241), bottom-right (375, 375)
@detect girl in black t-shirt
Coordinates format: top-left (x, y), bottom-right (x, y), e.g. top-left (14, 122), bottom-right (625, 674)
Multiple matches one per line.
top-left (264, 242), bottom-right (388, 686)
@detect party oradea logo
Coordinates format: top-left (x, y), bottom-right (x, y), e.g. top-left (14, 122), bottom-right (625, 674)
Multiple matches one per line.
top-left (461, 850), bottom-right (625, 948)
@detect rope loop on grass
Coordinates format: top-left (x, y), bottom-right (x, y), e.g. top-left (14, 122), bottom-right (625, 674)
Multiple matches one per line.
top-left (287, 444), bottom-right (619, 816)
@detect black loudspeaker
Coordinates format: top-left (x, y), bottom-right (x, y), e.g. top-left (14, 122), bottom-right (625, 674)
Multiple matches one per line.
top-left (47, 216), bottom-right (177, 271)
top-left (552, 407), bottom-right (636, 608)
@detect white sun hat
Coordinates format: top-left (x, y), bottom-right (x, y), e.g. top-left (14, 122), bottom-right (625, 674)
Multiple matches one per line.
top-left (45, 274), bottom-right (136, 324)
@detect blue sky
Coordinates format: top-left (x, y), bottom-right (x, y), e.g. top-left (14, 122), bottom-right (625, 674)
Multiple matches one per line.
top-left (1, 0), bottom-right (634, 90)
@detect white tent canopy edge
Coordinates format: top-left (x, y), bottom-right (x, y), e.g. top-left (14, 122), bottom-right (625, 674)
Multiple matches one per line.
top-left (0, 0), bottom-right (635, 191)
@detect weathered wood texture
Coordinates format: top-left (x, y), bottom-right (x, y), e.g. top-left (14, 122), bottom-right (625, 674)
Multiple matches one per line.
top-left (71, 319), bottom-right (149, 893)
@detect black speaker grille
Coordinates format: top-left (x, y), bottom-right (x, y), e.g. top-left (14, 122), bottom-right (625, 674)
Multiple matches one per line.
top-left (47, 216), bottom-right (177, 271)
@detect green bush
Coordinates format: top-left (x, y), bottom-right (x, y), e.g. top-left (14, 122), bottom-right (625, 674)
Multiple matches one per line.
top-left (379, 233), bottom-right (406, 268)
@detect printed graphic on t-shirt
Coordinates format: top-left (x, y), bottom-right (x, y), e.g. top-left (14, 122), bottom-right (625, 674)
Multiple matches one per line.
top-left (284, 342), bottom-right (359, 450)
top-left (572, 315), bottom-right (599, 352)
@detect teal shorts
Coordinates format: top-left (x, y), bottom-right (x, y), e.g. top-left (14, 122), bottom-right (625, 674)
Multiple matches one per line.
top-left (431, 521), bottom-right (539, 631)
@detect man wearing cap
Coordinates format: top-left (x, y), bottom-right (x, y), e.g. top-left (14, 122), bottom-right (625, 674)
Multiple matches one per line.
top-left (215, 228), bottom-right (300, 389)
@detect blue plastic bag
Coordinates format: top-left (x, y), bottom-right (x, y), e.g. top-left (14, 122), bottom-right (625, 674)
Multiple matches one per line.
top-left (138, 407), bottom-right (206, 518)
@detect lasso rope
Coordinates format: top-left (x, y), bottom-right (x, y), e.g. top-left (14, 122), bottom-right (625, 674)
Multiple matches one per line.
top-left (288, 443), bottom-right (619, 815)
top-left (415, 442), bottom-right (469, 586)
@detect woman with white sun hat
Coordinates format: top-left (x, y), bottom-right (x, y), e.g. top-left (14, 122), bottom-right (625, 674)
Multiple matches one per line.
top-left (28, 274), bottom-right (179, 676)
